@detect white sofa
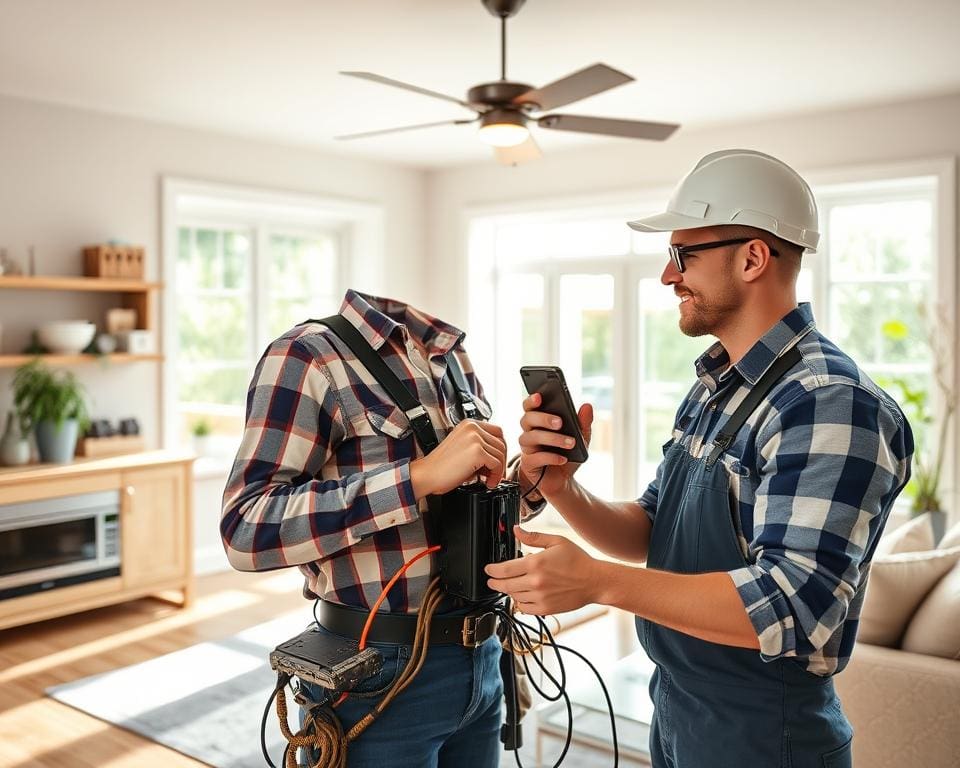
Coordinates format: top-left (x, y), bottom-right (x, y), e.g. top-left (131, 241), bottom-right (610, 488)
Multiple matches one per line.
top-left (835, 642), bottom-right (960, 768)
top-left (836, 513), bottom-right (960, 768)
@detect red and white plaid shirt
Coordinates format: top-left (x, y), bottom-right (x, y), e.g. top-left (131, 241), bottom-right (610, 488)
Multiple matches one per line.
top-left (221, 290), bottom-right (500, 612)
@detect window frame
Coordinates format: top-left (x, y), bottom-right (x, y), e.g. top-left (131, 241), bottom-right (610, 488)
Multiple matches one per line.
top-left (467, 156), bottom-right (956, 522)
top-left (172, 217), bottom-right (344, 413)
top-left (161, 177), bottom-right (384, 451)
top-left (807, 158), bottom-right (957, 519)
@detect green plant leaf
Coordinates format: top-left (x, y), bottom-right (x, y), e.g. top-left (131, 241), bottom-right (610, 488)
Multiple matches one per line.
top-left (11, 360), bottom-right (90, 434)
top-left (881, 320), bottom-right (909, 340)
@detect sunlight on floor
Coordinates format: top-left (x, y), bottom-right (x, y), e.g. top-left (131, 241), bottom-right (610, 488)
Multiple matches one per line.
top-left (0, 588), bottom-right (260, 685)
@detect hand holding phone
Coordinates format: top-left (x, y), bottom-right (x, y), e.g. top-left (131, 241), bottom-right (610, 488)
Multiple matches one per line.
top-left (519, 366), bottom-right (589, 464)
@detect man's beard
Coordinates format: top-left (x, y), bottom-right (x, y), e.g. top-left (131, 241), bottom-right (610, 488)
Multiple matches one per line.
top-left (678, 281), bottom-right (741, 337)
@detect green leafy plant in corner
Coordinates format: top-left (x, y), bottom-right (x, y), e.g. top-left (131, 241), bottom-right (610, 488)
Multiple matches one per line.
top-left (11, 359), bottom-right (90, 433)
top-left (881, 305), bottom-right (956, 515)
top-left (191, 418), bottom-right (212, 438)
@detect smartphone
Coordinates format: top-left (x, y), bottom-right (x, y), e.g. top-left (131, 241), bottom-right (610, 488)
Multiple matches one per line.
top-left (519, 365), bottom-right (589, 463)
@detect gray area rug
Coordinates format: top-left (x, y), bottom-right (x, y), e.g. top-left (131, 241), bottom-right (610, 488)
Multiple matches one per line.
top-left (47, 612), bottom-right (648, 767)
top-left (47, 611), bottom-right (308, 768)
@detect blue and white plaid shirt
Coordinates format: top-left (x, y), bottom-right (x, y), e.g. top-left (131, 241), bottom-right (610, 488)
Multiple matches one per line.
top-left (639, 303), bottom-right (913, 676)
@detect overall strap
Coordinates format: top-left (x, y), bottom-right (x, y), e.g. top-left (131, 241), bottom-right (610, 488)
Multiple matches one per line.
top-left (443, 350), bottom-right (481, 421)
top-left (312, 315), bottom-right (441, 455)
top-left (705, 345), bottom-right (803, 467)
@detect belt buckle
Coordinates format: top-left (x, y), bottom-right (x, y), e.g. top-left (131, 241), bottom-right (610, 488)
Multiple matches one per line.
top-left (293, 681), bottom-right (310, 708)
top-left (461, 611), bottom-right (497, 648)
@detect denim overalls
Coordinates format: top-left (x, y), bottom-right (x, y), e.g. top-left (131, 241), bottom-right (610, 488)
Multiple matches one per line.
top-left (637, 347), bottom-right (853, 768)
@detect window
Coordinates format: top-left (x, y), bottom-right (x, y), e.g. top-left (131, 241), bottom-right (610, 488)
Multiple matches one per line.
top-left (470, 206), bottom-right (668, 525)
top-left (471, 160), bottom-right (954, 527)
top-left (816, 182), bottom-right (938, 457)
top-left (174, 224), bottom-right (340, 450)
top-left (162, 179), bottom-right (383, 457)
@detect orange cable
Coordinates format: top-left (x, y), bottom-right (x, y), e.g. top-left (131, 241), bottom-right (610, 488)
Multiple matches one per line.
top-left (360, 545), bottom-right (441, 649)
top-left (333, 544), bottom-right (441, 707)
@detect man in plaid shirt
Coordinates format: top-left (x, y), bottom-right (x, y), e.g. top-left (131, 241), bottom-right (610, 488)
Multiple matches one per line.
top-left (222, 290), bottom-right (525, 767)
top-left (487, 150), bottom-right (913, 768)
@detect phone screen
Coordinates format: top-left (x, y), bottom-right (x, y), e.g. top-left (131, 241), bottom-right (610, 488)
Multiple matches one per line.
top-left (519, 366), bottom-right (589, 463)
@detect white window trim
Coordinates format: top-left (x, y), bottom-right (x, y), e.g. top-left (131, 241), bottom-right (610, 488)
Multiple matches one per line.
top-left (465, 156), bottom-right (957, 520)
top-left (160, 177), bottom-right (384, 450)
top-left (808, 157), bottom-right (957, 521)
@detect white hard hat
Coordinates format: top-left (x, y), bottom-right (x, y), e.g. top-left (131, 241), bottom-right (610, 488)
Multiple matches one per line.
top-left (628, 149), bottom-right (820, 253)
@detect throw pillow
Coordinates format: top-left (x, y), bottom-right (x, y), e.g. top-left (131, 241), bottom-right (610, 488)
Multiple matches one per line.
top-left (939, 519), bottom-right (960, 550)
top-left (858, 546), bottom-right (960, 647)
top-left (901, 560), bottom-right (960, 659)
top-left (875, 513), bottom-right (935, 556)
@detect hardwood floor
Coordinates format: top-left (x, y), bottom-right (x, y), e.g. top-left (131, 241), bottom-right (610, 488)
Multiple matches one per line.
top-left (0, 568), bottom-right (308, 768)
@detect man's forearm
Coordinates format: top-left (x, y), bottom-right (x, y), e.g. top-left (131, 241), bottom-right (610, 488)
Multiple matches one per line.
top-left (545, 480), bottom-right (652, 562)
top-left (595, 561), bottom-right (760, 650)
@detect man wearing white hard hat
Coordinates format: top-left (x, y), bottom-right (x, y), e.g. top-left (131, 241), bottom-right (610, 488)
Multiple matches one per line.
top-left (487, 149), bottom-right (914, 767)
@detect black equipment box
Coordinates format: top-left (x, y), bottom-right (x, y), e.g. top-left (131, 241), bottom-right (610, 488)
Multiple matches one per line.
top-left (437, 481), bottom-right (520, 602)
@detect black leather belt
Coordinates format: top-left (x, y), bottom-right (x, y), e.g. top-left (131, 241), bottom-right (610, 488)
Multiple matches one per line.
top-left (317, 600), bottom-right (498, 648)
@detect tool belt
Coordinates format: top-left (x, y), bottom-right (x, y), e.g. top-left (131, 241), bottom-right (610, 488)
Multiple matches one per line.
top-left (317, 600), bottom-right (499, 648)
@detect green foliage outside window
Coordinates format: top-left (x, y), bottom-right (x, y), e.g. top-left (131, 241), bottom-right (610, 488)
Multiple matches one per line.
top-left (176, 225), bottom-right (337, 419)
top-left (581, 311), bottom-right (612, 377)
top-left (879, 307), bottom-right (956, 515)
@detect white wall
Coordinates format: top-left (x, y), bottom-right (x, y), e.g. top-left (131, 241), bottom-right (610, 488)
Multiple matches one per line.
top-left (0, 94), bottom-right (428, 441)
top-left (0, 94), bottom-right (427, 569)
top-left (425, 91), bottom-right (960, 522)
top-left (426, 92), bottom-right (960, 327)
top-left (3, 90), bottom-right (959, 572)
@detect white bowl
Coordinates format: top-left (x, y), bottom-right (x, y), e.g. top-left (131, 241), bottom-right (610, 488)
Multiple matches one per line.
top-left (37, 321), bottom-right (97, 354)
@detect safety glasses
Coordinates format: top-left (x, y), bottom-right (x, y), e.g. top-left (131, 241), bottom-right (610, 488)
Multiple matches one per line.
top-left (667, 237), bottom-right (778, 273)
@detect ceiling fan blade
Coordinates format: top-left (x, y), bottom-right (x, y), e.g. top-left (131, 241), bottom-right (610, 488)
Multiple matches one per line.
top-left (513, 63), bottom-right (633, 111)
top-left (537, 114), bottom-right (680, 141)
top-left (494, 134), bottom-right (543, 166)
top-left (335, 118), bottom-right (477, 140)
top-left (340, 71), bottom-right (474, 109)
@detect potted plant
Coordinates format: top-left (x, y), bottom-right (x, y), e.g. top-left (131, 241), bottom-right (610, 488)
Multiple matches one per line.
top-left (191, 417), bottom-right (212, 456)
top-left (883, 305), bottom-right (956, 543)
top-left (12, 360), bottom-right (90, 463)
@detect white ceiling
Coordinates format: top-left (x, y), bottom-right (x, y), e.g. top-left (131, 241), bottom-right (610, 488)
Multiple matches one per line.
top-left (2, 0), bottom-right (959, 168)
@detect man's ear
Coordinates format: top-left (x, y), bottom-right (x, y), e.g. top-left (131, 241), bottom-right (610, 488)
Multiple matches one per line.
top-left (740, 239), bottom-right (773, 283)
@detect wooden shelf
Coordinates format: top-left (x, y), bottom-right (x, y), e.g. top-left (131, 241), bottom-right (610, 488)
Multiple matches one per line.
top-left (0, 449), bottom-right (193, 482)
top-left (0, 353), bottom-right (163, 368)
top-left (0, 275), bottom-right (162, 292)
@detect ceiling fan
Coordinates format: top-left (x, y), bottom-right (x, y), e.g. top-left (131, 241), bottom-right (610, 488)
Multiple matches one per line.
top-left (335, 0), bottom-right (680, 165)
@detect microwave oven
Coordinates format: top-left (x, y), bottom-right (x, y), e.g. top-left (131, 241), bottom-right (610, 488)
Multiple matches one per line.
top-left (0, 490), bottom-right (121, 600)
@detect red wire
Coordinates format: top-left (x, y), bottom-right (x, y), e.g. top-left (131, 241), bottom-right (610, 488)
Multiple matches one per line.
top-left (333, 544), bottom-right (441, 707)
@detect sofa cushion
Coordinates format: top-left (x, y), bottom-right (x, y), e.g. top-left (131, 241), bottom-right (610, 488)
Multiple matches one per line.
top-left (939, 519), bottom-right (960, 550)
top-left (875, 513), bottom-right (934, 555)
top-left (858, 546), bottom-right (960, 647)
top-left (901, 560), bottom-right (960, 659)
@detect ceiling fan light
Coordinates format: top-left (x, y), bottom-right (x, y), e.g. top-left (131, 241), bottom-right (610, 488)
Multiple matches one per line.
top-left (478, 109), bottom-right (529, 147)
top-left (479, 122), bottom-right (530, 147)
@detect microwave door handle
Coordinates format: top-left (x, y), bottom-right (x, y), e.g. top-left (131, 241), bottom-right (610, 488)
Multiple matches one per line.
top-left (0, 504), bottom-right (117, 532)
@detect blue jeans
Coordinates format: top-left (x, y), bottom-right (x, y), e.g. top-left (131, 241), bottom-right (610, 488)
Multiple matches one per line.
top-left (298, 626), bottom-right (503, 768)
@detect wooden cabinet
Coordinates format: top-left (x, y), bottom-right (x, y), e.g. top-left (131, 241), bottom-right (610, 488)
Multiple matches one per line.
top-left (121, 464), bottom-right (190, 592)
top-left (0, 451), bottom-right (193, 630)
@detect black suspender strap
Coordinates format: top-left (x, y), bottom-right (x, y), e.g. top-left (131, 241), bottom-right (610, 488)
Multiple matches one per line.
top-left (444, 351), bottom-right (481, 421)
top-left (313, 315), bottom-right (441, 455)
top-left (705, 346), bottom-right (803, 467)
